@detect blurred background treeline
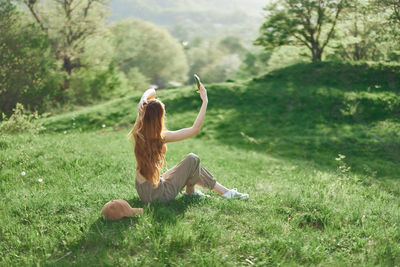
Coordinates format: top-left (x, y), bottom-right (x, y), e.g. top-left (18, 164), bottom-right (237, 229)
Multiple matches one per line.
top-left (1, 0), bottom-right (399, 117)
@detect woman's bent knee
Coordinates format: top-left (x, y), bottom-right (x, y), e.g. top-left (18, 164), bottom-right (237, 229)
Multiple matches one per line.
top-left (183, 153), bottom-right (200, 174)
top-left (185, 153), bottom-right (200, 163)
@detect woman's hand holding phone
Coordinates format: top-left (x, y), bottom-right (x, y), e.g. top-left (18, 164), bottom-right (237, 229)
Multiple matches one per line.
top-left (197, 83), bottom-right (208, 103)
top-left (194, 74), bottom-right (208, 103)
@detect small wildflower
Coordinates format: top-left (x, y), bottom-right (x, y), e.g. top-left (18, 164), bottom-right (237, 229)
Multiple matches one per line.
top-left (102, 124), bottom-right (106, 128)
top-left (336, 154), bottom-right (346, 160)
top-left (21, 171), bottom-right (26, 176)
top-left (38, 178), bottom-right (43, 183)
top-left (64, 131), bottom-right (67, 134)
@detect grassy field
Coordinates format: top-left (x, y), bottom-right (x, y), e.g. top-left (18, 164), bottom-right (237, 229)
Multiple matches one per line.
top-left (1, 62), bottom-right (400, 266)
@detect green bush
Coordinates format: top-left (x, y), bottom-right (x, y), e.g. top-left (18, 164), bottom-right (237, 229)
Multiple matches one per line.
top-left (66, 63), bottom-right (123, 105)
top-left (0, 103), bottom-right (47, 134)
top-left (125, 67), bottom-right (150, 93)
top-left (0, 2), bottom-right (62, 116)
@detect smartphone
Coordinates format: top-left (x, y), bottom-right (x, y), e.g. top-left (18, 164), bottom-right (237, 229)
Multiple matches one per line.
top-left (194, 74), bottom-right (201, 89)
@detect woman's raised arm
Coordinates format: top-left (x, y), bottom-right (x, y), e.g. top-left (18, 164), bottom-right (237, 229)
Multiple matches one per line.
top-left (138, 88), bottom-right (156, 112)
top-left (163, 84), bottom-right (208, 143)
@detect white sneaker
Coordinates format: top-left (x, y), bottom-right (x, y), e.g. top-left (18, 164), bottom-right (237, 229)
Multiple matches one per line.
top-left (222, 188), bottom-right (249, 199)
top-left (184, 189), bottom-right (210, 198)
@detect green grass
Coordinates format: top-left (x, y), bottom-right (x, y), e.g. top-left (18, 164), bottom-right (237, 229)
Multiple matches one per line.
top-left (1, 62), bottom-right (400, 266)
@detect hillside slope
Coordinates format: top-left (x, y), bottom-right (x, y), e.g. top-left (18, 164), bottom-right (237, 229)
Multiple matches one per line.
top-left (41, 62), bottom-right (400, 180)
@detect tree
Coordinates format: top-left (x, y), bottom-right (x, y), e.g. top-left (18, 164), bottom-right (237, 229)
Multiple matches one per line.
top-left (0, 1), bottom-right (61, 115)
top-left (110, 19), bottom-right (189, 88)
top-left (235, 50), bottom-right (271, 79)
top-left (255, 0), bottom-right (348, 62)
top-left (184, 36), bottom-right (251, 83)
top-left (328, 0), bottom-right (395, 62)
top-left (219, 36), bottom-right (246, 56)
top-left (23, 0), bottom-right (108, 90)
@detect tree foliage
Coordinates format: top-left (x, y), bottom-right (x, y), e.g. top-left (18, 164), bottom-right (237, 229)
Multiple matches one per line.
top-left (23, 0), bottom-right (108, 89)
top-left (235, 50), bottom-right (271, 79)
top-left (0, 1), bottom-right (62, 116)
top-left (255, 0), bottom-right (348, 62)
top-left (372, 0), bottom-right (400, 41)
top-left (110, 19), bottom-right (189, 88)
top-left (184, 37), bottom-right (236, 83)
top-left (328, 0), bottom-right (399, 62)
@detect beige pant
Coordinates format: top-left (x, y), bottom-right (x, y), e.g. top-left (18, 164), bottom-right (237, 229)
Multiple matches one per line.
top-left (135, 153), bottom-right (217, 203)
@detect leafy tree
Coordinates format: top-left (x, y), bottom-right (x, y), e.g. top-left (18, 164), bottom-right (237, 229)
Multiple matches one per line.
top-left (201, 54), bottom-right (242, 83)
top-left (64, 28), bottom-right (130, 104)
top-left (328, 0), bottom-right (396, 62)
top-left (266, 45), bottom-right (310, 70)
top-left (0, 1), bottom-right (61, 115)
top-left (185, 36), bottom-right (251, 83)
top-left (110, 19), bottom-right (189, 88)
top-left (219, 36), bottom-right (246, 56)
top-left (255, 0), bottom-right (349, 62)
top-left (23, 0), bottom-right (108, 90)
top-left (235, 50), bottom-right (271, 79)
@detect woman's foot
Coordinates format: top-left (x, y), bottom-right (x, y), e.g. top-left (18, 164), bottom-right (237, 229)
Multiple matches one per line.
top-left (222, 188), bottom-right (249, 199)
top-left (184, 189), bottom-right (210, 198)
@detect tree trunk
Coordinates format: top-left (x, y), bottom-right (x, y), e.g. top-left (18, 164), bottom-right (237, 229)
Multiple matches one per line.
top-left (61, 78), bottom-right (70, 91)
top-left (311, 47), bottom-right (322, 62)
top-left (60, 56), bottom-right (73, 91)
top-left (63, 56), bottom-right (72, 76)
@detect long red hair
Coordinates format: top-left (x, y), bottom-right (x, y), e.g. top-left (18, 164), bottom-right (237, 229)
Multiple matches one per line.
top-left (128, 99), bottom-right (167, 185)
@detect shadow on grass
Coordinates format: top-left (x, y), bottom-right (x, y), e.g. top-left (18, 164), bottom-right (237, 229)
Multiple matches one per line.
top-left (53, 195), bottom-right (209, 265)
top-left (161, 62), bottom-right (400, 180)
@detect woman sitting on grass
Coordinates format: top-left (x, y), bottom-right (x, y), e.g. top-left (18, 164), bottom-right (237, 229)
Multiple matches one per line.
top-left (128, 83), bottom-right (248, 203)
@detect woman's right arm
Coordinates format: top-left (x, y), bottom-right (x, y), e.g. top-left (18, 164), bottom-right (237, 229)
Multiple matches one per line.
top-left (163, 84), bottom-right (208, 143)
top-left (138, 88), bottom-right (156, 112)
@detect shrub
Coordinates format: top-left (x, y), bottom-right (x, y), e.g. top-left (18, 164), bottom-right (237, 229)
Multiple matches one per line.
top-left (65, 62), bottom-right (126, 106)
top-left (0, 103), bottom-right (47, 134)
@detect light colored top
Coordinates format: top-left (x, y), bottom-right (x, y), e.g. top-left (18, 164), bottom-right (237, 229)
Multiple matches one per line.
top-left (136, 170), bottom-right (147, 184)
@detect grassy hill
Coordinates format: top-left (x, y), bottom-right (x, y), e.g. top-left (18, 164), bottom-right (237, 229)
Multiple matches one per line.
top-left (41, 62), bottom-right (400, 179)
top-left (1, 62), bottom-right (400, 265)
